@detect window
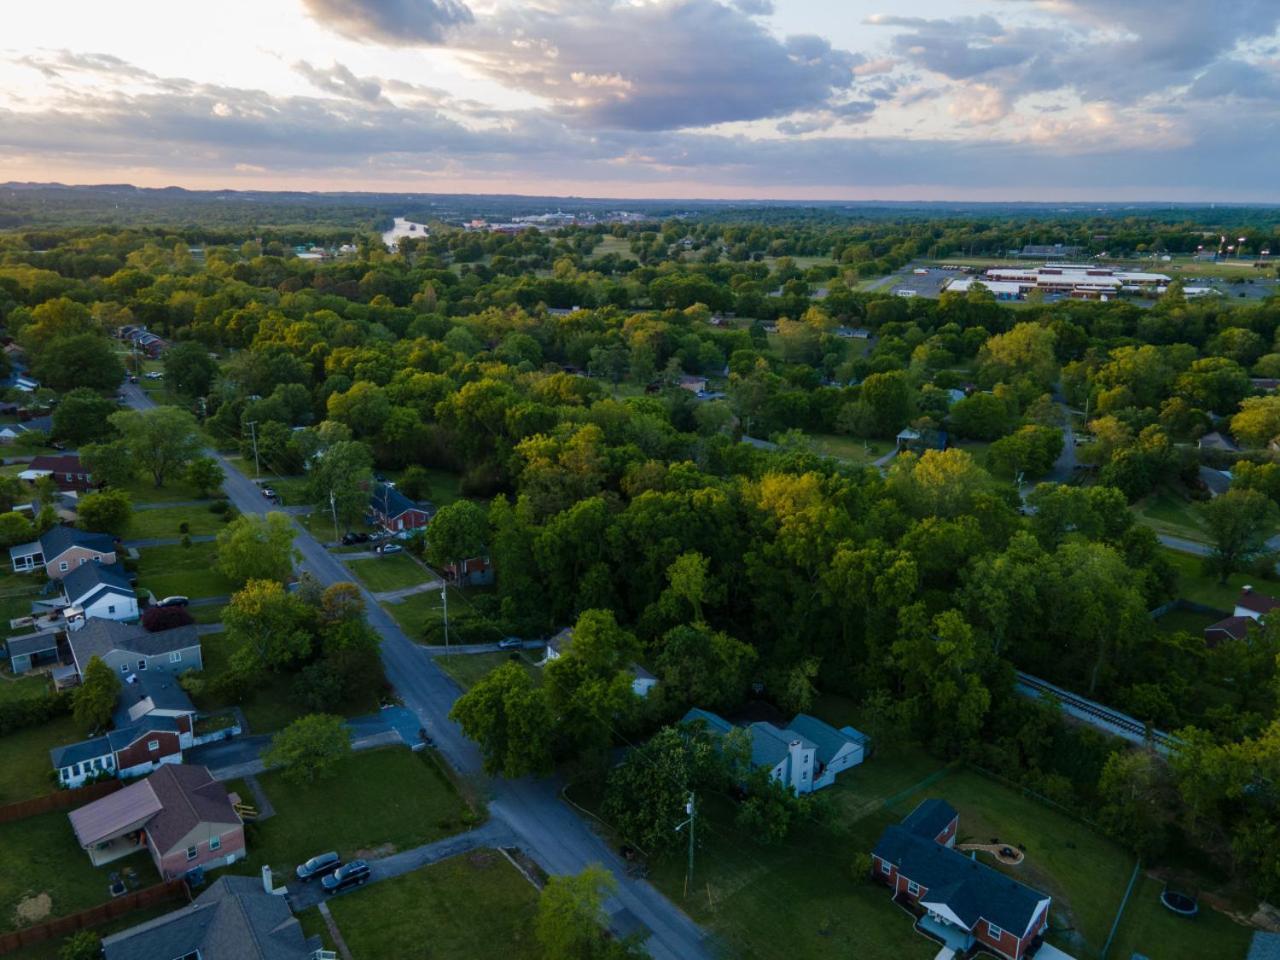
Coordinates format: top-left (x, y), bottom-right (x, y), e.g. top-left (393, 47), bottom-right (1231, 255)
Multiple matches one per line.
top-left (906, 880), bottom-right (921, 896)
top-left (138, 659), bottom-right (147, 670)
top-left (108, 605), bottom-right (116, 615)
top-left (78, 558), bottom-right (87, 566)
top-left (169, 651), bottom-right (183, 663)
top-left (120, 664), bottom-right (129, 674)
top-left (93, 554), bottom-right (102, 563)
top-left (186, 845), bottom-right (198, 861)
top-left (59, 561), bottom-right (68, 572)
top-left (147, 740), bottom-right (160, 752)
top-left (209, 835), bottom-right (221, 851)
top-left (879, 860), bottom-right (891, 875)
top-left (987, 923), bottom-right (1004, 940)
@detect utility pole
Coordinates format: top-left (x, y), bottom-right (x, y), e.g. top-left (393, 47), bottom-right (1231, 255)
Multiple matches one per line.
top-left (440, 580), bottom-right (449, 655)
top-left (245, 420), bottom-right (260, 478)
top-left (675, 792), bottom-right (696, 897)
top-left (329, 489), bottom-right (339, 543)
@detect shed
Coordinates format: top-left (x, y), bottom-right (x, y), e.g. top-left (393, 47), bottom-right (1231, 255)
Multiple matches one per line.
top-left (5, 631), bottom-right (60, 674)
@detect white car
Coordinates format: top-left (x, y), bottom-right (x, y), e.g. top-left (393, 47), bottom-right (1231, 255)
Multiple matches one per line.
top-left (144, 371), bottom-right (163, 380)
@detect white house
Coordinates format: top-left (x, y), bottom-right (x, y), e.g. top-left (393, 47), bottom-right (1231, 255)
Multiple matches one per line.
top-left (541, 627), bottom-right (659, 698)
top-left (63, 562), bottom-right (138, 625)
top-left (1234, 585), bottom-right (1280, 621)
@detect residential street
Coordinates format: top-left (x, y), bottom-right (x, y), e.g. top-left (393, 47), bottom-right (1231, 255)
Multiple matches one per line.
top-left (122, 383), bottom-right (713, 960)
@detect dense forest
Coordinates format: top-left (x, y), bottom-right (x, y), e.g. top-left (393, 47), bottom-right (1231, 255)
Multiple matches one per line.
top-left (2, 209), bottom-right (1279, 905)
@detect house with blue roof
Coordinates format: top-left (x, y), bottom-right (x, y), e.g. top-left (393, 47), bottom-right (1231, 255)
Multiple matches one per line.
top-left (62, 561), bottom-right (138, 624)
top-left (873, 799), bottom-right (1051, 960)
top-left (679, 708), bottom-right (869, 795)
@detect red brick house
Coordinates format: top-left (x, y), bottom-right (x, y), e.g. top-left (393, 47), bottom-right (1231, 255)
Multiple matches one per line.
top-left (368, 481), bottom-right (433, 532)
top-left (69, 764), bottom-right (245, 878)
top-left (24, 454), bottom-right (94, 492)
top-left (873, 799), bottom-right (1051, 960)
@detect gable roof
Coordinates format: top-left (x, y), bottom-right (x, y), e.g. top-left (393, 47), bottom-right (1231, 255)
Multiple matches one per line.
top-left (29, 455), bottom-right (88, 475)
top-left (63, 561), bottom-right (133, 606)
top-left (874, 825), bottom-right (1047, 935)
top-left (116, 673), bottom-right (195, 726)
top-left (680, 707), bottom-right (735, 736)
top-left (546, 627), bottom-right (575, 655)
top-left (50, 734), bottom-right (113, 769)
top-left (70, 618), bottom-right (198, 666)
top-left (1205, 615), bottom-right (1253, 643)
top-left (144, 764), bottom-right (241, 854)
top-left (102, 875), bottom-right (313, 960)
top-left (786, 713), bottom-right (867, 764)
top-left (39, 525), bottom-right (115, 559)
top-left (368, 481), bottom-right (430, 519)
top-left (901, 798), bottom-right (958, 839)
top-left (50, 715), bottom-right (185, 769)
top-left (5, 631), bottom-right (59, 658)
top-left (748, 722), bottom-right (813, 770)
top-left (1237, 587), bottom-right (1280, 616)
top-left (69, 778), bottom-right (163, 847)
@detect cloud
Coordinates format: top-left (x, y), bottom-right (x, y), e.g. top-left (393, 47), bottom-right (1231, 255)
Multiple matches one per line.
top-left (457, 0), bottom-right (864, 130)
top-left (300, 0), bottom-right (473, 45)
top-left (293, 61), bottom-right (384, 103)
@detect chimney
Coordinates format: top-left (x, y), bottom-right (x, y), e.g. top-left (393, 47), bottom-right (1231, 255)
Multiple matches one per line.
top-left (262, 865), bottom-right (273, 894)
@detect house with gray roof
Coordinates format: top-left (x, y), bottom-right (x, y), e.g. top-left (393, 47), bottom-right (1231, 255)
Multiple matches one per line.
top-left (10, 525), bottom-right (117, 577)
top-left (4, 629), bottom-right (60, 675)
top-left (68, 618), bottom-right (202, 681)
top-left (62, 561), bottom-right (138, 624)
top-left (103, 875), bottom-right (326, 960)
top-left (873, 799), bottom-right (1051, 960)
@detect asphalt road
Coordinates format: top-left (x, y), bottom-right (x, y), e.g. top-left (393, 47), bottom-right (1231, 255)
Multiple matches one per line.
top-left (122, 384), bottom-right (712, 960)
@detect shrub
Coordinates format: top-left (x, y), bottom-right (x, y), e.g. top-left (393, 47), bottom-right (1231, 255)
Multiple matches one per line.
top-left (141, 605), bottom-right (195, 631)
top-left (0, 689), bottom-right (72, 736)
top-left (209, 499), bottom-right (230, 515)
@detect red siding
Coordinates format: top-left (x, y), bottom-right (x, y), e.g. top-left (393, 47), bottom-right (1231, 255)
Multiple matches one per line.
top-left (114, 732), bottom-right (181, 770)
top-left (152, 824), bottom-right (246, 880)
top-left (935, 815), bottom-right (959, 846)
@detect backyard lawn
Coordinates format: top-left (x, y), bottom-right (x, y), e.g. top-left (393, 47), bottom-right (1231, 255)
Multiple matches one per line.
top-left (0, 808), bottom-right (159, 932)
top-left (346, 554), bottom-right (431, 593)
top-left (1154, 606), bottom-right (1222, 636)
top-left (1107, 875), bottom-right (1252, 960)
top-left (806, 433), bottom-right (883, 466)
top-left (127, 504), bottom-right (228, 540)
top-left (435, 651), bottom-right (542, 691)
top-left (327, 851), bottom-right (540, 960)
top-left (0, 671), bottom-right (50, 705)
top-left (1133, 488), bottom-right (1213, 543)
top-left (227, 747), bottom-right (475, 879)
top-left (1160, 548), bottom-right (1270, 612)
top-left (134, 542), bottom-right (238, 601)
top-left (0, 712), bottom-right (84, 803)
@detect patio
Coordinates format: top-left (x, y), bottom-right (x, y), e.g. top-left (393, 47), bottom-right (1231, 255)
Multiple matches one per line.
top-left (86, 830), bottom-right (148, 867)
top-left (917, 913), bottom-right (973, 953)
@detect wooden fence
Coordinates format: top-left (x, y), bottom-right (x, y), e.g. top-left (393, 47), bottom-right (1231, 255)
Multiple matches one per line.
top-left (0, 880), bottom-right (188, 955)
top-left (0, 779), bottom-right (122, 824)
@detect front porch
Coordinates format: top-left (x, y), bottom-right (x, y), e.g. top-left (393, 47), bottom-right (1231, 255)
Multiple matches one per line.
top-left (917, 913), bottom-right (974, 954)
top-left (86, 829), bottom-right (149, 867)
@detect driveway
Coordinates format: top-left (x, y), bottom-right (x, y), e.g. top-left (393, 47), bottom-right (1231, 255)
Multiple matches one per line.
top-left (122, 382), bottom-right (711, 960)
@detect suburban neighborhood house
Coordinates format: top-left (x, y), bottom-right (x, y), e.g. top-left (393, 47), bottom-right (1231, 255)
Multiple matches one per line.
top-left (68, 619), bottom-right (202, 679)
top-left (52, 672), bottom-right (198, 787)
top-left (101, 875), bottom-right (329, 960)
top-left (1205, 586), bottom-right (1280, 645)
top-left (9, 525), bottom-right (117, 576)
top-left (22, 453), bottom-right (94, 491)
top-left (681, 708), bottom-right (868, 794)
top-left (873, 799), bottom-right (1051, 960)
top-left (543, 626), bottom-right (659, 697)
top-left (62, 561), bottom-right (138, 625)
top-left (368, 480), bottom-right (433, 532)
top-left (69, 764), bottom-right (245, 877)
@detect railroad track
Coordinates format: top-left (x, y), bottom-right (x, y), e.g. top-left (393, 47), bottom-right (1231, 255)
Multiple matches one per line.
top-left (1015, 672), bottom-right (1179, 752)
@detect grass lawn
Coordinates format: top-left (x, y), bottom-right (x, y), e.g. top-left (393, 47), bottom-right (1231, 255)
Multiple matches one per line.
top-left (228, 748), bottom-right (475, 879)
top-left (587, 235), bottom-right (633, 260)
top-left (1107, 875), bottom-right (1252, 960)
top-left (1159, 548), bottom-right (1270, 612)
top-left (127, 505), bottom-right (228, 540)
top-left (806, 433), bottom-right (883, 466)
top-left (346, 554), bottom-right (430, 593)
top-left (134, 542), bottom-right (237, 601)
top-left (296, 907), bottom-right (337, 954)
top-left (383, 591), bottom-right (442, 639)
top-left (328, 851), bottom-right (539, 960)
top-left (1133, 488), bottom-right (1213, 543)
top-left (435, 651), bottom-right (541, 691)
top-left (1154, 607), bottom-right (1221, 636)
top-left (0, 809), bottom-right (159, 932)
top-left (888, 767), bottom-right (1134, 958)
top-left (0, 713), bottom-right (84, 803)
top-left (119, 475), bottom-right (209, 506)
top-left (0, 576), bottom-right (46, 626)
top-left (188, 603), bottom-right (226, 626)
top-left (0, 671), bottom-right (50, 705)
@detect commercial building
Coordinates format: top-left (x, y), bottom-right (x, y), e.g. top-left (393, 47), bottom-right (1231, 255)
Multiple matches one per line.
top-left (945, 264), bottom-right (1172, 301)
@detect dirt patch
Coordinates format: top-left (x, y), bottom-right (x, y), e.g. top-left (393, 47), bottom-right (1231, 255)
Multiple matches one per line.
top-left (956, 842), bottom-right (1025, 866)
top-left (15, 892), bottom-right (52, 925)
top-left (354, 843), bottom-right (397, 860)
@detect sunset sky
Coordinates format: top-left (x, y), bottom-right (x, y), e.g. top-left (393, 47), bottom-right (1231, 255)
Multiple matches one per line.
top-left (1, 0), bottom-right (1277, 200)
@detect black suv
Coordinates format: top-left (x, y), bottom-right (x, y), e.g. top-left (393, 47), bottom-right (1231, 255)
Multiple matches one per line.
top-left (296, 852), bottom-right (340, 882)
top-left (321, 860), bottom-right (371, 894)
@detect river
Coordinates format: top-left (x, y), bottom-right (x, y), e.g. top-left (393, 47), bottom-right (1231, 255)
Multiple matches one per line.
top-left (382, 216), bottom-right (428, 250)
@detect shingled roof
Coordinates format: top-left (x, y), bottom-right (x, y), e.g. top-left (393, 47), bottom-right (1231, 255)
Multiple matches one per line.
top-left (143, 764), bottom-right (241, 856)
top-left (70, 619), bottom-right (197, 666)
top-left (39, 525), bottom-right (114, 559)
top-left (62, 561), bottom-right (133, 606)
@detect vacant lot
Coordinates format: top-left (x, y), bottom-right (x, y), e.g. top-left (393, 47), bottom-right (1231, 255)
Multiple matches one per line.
top-left (328, 851), bottom-right (539, 960)
top-left (436, 651), bottom-right (542, 691)
top-left (0, 808), bottom-right (159, 932)
top-left (383, 591), bottom-right (441, 639)
top-left (0, 712), bottom-right (84, 803)
top-left (1107, 874), bottom-right (1252, 960)
top-left (228, 747), bottom-right (474, 879)
top-left (346, 554), bottom-right (430, 593)
top-left (127, 504), bottom-right (228, 540)
top-left (134, 542), bottom-right (237, 601)
top-left (119, 475), bottom-right (209, 506)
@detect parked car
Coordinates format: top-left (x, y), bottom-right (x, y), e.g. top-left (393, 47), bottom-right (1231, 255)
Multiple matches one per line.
top-left (321, 860), bottom-right (370, 894)
top-left (156, 595), bottom-right (189, 608)
top-left (261, 488), bottom-right (277, 500)
top-left (296, 852), bottom-right (341, 882)
top-left (144, 371), bottom-right (163, 380)
top-left (376, 543), bottom-right (403, 555)
top-left (128, 375), bottom-right (139, 383)
top-left (341, 532), bottom-right (370, 545)
top-left (498, 637), bottom-right (523, 650)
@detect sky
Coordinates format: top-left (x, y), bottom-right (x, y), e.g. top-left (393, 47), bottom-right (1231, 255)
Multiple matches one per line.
top-left (1, 0), bottom-right (1278, 201)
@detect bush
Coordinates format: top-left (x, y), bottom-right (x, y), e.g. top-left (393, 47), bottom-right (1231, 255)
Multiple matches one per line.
top-left (179, 521), bottom-right (190, 534)
top-left (209, 499), bottom-right (230, 515)
top-left (58, 931), bottom-right (100, 960)
top-left (0, 689), bottom-right (72, 736)
top-left (141, 605), bottom-right (195, 631)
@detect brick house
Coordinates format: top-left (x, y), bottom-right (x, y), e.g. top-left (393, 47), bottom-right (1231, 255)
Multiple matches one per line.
top-left (9, 525), bottom-right (117, 577)
top-left (69, 764), bottom-right (245, 878)
top-left (873, 799), bottom-right (1051, 960)
top-left (368, 481), bottom-right (433, 532)
top-left (23, 454), bottom-right (94, 491)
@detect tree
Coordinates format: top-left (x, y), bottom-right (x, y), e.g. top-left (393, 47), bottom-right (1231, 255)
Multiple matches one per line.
top-left (81, 440), bottom-right (136, 488)
top-left (216, 512), bottom-right (298, 585)
top-left (76, 489), bottom-right (132, 537)
top-left (977, 322), bottom-right (1058, 390)
top-left (307, 440), bottom-right (373, 526)
top-left (0, 512), bottom-right (34, 549)
top-left (1098, 750), bottom-right (1170, 857)
top-left (58, 931), bottom-right (101, 960)
top-left (1175, 357), bottom-right (1250, 413)
top-left (51, 388), bottom-right (116, 445)
top-left (141, 605), bottom-right (195, 632)
top-left (186, 457), bottom-right (224, 498)
top-left (262, 714), bottom-right (350, 783)
top-left (535, 866), bottom-right (639, 960)
top-left (164, 341), bottom-right (218, 397)
top-left (888, 448), bottom-right (992, 518)
top-left (655, 624), bottom-right (756, 710)
top-left (449, 661), bottom-right (554, 777)
top-left (948, 392), bottom-right (1012, 440)
top-left (30, 334), bottom-right (124, 392)
top-left (426, 500), bottom-right (488, 573)
top-left (1201, 489), bottom-right (1279, 583)
top-left (663, 551), bottom-right (715, 623)
top-left (1231, 395), bottom-right (1280, 448)
top-left (986, 424), bottom-right (1064, 479)
top-left (73, 656), bottom-right (120, 732)
top-left (224, 579), bottom-right (314, 669)
top-left (109, 406), bottom-right (202, 487)
top-left (398, 465), bottom-right (433, 501)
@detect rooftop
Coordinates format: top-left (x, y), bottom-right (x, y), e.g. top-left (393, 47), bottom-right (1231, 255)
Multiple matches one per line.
top-left (70, 619), bottom-right (198, 665)
top-left (39, 525), bottom-right (115, 558)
